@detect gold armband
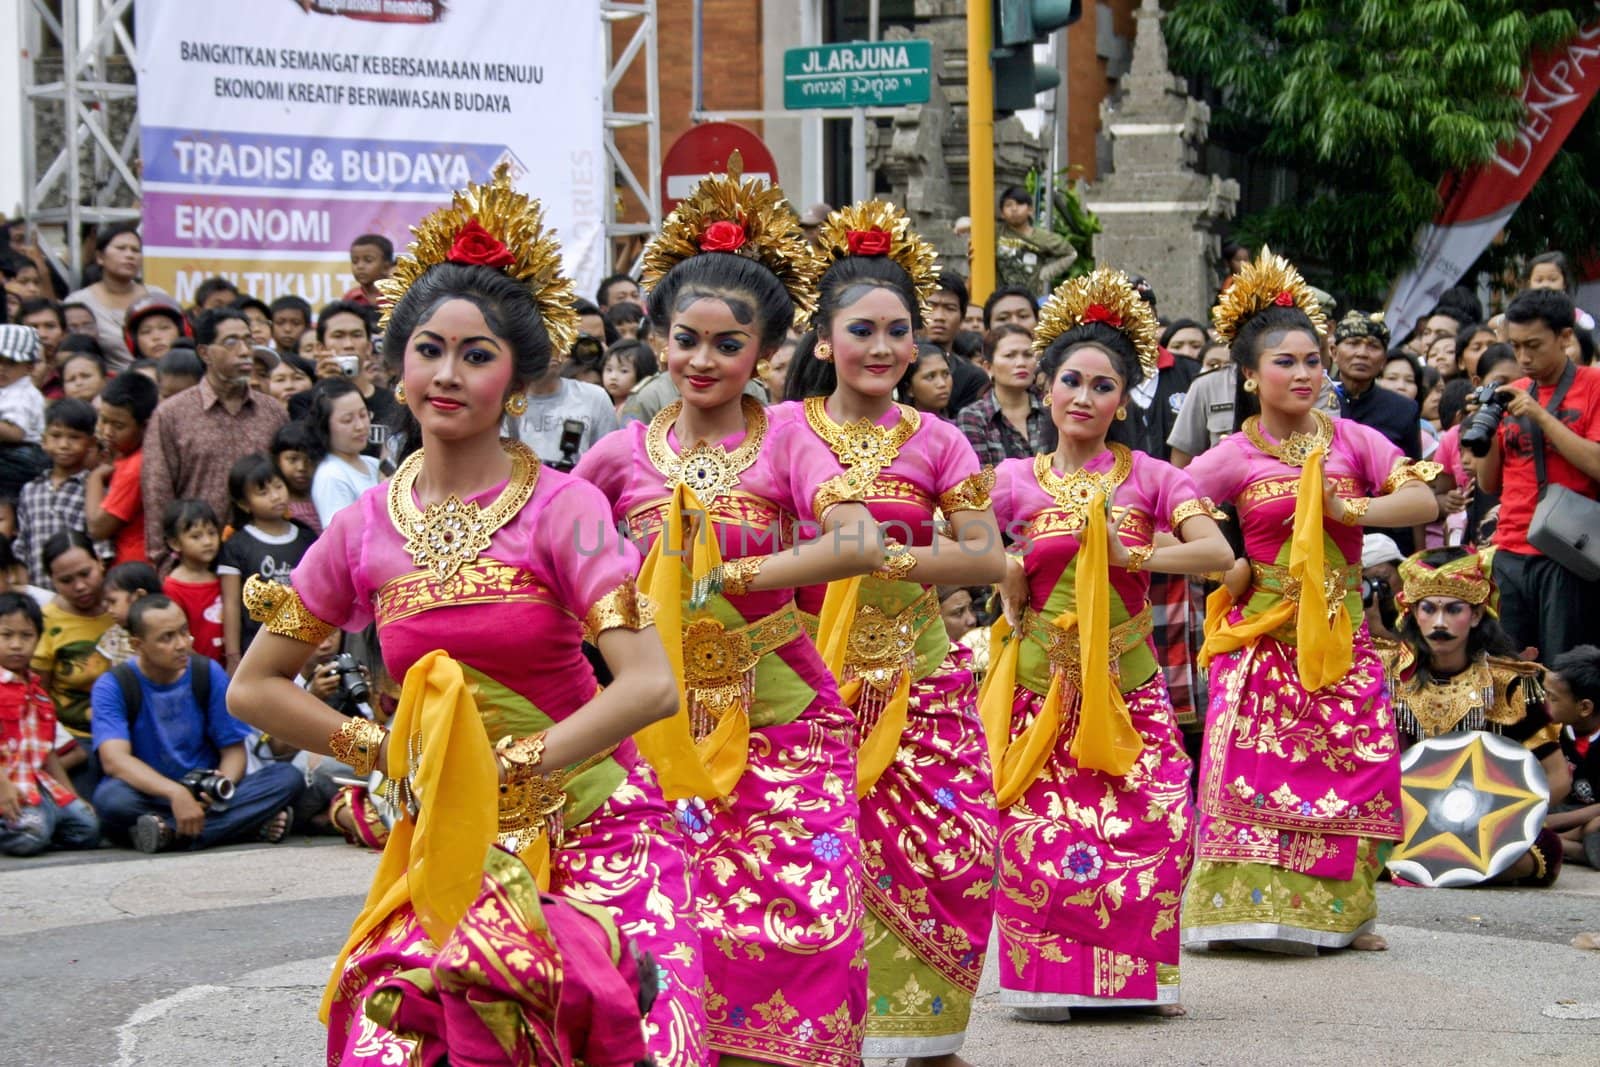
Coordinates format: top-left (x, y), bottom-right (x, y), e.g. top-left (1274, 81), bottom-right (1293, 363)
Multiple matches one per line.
top-left (494, 731), bottom-right (548, 787)
top-left (873, 539), bottom-right (917, 581)
top-left (330, 717), bottom-right (386, 777)
top-left (243, 576), bottom-right (337, 646)
top-left (721, 555), bottom-right (767, 597)
top-left (1337, 497), bottom-right (1372, 525)
top-left (1124, 544), bottom-right (1154, 573)
top-left (937, 468), bottom-right (996, 513)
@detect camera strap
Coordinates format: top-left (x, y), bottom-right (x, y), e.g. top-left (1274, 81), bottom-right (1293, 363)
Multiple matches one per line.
top-left (1521, 360), bottom-right (1577, 493)
top-left (112, 654), bottom-right (214, 729)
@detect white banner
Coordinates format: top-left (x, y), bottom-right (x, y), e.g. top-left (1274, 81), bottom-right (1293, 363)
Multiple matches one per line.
top-left (136, 0), bottom-right (605, 311)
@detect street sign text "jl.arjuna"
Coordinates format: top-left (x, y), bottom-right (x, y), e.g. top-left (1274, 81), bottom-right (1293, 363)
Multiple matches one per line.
top-left (783, 40), bottom-right (933, 110)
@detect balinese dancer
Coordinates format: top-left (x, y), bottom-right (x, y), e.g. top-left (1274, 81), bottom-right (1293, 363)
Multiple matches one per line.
top-left (777, 202), bottom-right (1006, 1066)
top-left (1380, 546), bottom-right (1565, 885)
top-left (1180, 250), bottom-right (1440, 954)
top-left (573, 158), bottom-right (887, 1067)
top-left (985, 268), bottom-right (1233, 1019)
top-left (228, 167), bottom-right (706, 1066)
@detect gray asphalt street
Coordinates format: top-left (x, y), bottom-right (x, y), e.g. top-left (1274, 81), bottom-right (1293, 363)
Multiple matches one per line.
top-left (3, 839), bottom-right (1596, 1066)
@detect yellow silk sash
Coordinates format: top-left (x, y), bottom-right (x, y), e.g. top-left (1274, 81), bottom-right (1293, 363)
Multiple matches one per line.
top-left (637, 483), bottom-right (749, 800)
top-left (1199, 449), bottom-right (1352, 691)
top-left (977, 491), bottom-right (1143, 808)
top-left (319, 651), bottom-right (512, 1022)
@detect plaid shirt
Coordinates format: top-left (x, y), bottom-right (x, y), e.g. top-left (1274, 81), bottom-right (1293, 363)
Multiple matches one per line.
top-left (0, 667), bottom-right (73, 807)
top-left (16, 469), bottom-right (88, 588)
top-left (955, 391), bottom-right (1049, 469)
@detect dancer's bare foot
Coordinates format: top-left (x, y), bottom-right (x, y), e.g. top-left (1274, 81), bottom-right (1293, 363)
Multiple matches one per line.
top-left (908, 1056), bottom-right (974, 1067)
top-left (1350, 932), bottom-right (1387, 951)
top-left (1149, 1003), bottom-right (1187, 1017)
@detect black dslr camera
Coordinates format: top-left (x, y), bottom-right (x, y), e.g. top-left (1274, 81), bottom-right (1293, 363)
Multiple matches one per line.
top-left (330, 652), bottom-right (371, 705)
top-left (1460, 384), bottom-right (1514, 457)
top-left (548, 418), bottom-right (587, 473)
top-left (181, 769), bottom-right (235, 812)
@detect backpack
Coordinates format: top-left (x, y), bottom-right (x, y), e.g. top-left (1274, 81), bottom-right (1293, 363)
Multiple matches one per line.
top-left (110, 654), bottom-right (214, 726)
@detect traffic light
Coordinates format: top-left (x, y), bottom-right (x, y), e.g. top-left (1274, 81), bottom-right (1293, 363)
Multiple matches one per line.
top-left (992, 0), bottom-right (1081, 115)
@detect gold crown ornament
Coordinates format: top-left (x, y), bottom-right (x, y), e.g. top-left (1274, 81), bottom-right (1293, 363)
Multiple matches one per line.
top-left (1211, 246), bottom-right (1328, 345)
top-left (813, 200), bottom-right (940, 320)
top-left (1032, 266), bottom-right (1161, 382)
top-left (640, 150), bottom-right (821, 326)
top-left (1396, 548), bottom-right (1498, 615)
top-left (376, 162), bottom-right (579, 358)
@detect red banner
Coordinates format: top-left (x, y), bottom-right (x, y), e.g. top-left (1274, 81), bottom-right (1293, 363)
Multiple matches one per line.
top-left (1387, 19), bottom-right (1600, 337)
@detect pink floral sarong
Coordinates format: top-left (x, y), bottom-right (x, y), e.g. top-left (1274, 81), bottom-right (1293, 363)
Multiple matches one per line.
top-left (996, 673), bottom-right (1193, 1006)
top-left (861, 647), bottom-right (996, 1055)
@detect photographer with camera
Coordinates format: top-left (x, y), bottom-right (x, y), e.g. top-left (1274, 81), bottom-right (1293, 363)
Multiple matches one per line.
top-left (508, 330), bottom-right (619, 470)
top-left (89, 595), bottom-right (302, 853)
top-left (1472, 289), bottom-right (1600, 660)
top-left (286, 301), bottom-right (399, 461)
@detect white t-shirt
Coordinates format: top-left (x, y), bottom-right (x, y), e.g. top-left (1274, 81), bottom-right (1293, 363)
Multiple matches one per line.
top-left (510, 379), bottom-right (620, 467)
top-left (311, 454), bottom-right (382, 527)
top-left (0, 375), bottom-right (46, 443)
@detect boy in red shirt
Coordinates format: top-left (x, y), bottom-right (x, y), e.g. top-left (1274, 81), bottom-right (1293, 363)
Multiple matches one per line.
top-left (0, 591), bottom-right (99, 855)
top-left (160, 500), bottom-right (226, 664)
top-left (86, 371), bottom-right (160, 565)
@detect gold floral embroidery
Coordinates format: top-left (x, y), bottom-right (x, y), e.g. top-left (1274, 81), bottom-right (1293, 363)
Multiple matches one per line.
top-left (1032, 445), bottom-right (1134, 531)
top-left (937, 468), bottom-right (996, 514)
top-left (1171, 497), bottom-right (1225, 528)
top-left (387, 440), bottom-right (539, 583)
top-left (1381, 457), bottom-right (1445, 495)
top-left (374, 560), bottom-right (559, 627)
top-left (646, 396), bottom-right (767, 503)
top-left (812, 472), bottom-right (866, 521)
top-left (582, 581), bottom-right (654, 643)
top-left (243, 576), bottom-right (336, 645)
top-left (1242, 410), bottom-right (1334, 467)
top-left (1236, 473), bottom-right (1364, 511)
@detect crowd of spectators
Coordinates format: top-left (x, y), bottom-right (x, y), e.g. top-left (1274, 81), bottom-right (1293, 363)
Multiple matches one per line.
top-left (0, 211), bottom-right (1596, 874)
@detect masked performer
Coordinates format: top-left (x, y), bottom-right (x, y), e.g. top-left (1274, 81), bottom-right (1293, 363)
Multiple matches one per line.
top-left (985, 268), bottom-right (1233, 1017)
top-left (229, 168), bottom-right (705, 1066)
top-left (1180, 250), bottom-right (1440, 954)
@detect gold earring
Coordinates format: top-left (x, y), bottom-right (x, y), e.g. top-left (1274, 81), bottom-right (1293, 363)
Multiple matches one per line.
top-left (504, 392), bottom-right (529, 417)
top-left (1115, 407), bottom-right (1128, 421)
top-left (756, 358), bottom-right (772, 381)
top-left (815, 340), bottom-right (833, 362)
top-left (394, 382), bottom-right (407, 403)
top-left (1243, 378), bottom-right (1259, 394)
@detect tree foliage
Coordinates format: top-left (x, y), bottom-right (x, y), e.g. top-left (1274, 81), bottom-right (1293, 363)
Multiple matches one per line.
top-left (1165, 0), bottom-right (1593, 305)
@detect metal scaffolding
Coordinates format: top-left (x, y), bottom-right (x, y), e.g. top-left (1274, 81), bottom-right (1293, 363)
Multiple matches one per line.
top-left (601, 0), bottom-right (661, 261)
top-left (21, 0), bottom-right (140, 287)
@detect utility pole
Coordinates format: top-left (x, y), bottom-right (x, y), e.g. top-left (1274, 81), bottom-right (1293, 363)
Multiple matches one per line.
top-left (967, 4), bottom-right (996, 303)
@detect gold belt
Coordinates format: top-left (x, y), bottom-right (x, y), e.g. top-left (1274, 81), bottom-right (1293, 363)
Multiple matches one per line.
top-left (1250, 561), bottom-right (1361, 606)
top-left (682, 602), bottom-right (804, 739)
top-left (1020, 605), bottom-right (1153, 688)
top-left (497, 742), bottom-right (620, 853)
top-left (846, 585), bottom-right (942, 688)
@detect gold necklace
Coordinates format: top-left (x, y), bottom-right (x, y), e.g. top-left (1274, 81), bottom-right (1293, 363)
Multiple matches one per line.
top-left (803, 396), bottom-right (920, 487)
top-left (1033, 445), bottom-right (1133, 530)
top-left (387, 440), bottom-right (539, 582)
top-left (1243, 410), bottom-right (1334, 468)
top-left (646, 395), bottom-right (768, 502)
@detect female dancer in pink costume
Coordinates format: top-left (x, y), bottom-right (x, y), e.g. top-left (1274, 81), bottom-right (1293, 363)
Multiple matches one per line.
top-left (987, 268), bottom-right (1233, 1019)
top-left (1180, 250), bottom-right (1439, 954)
top-left (776, 201), bottom-right (1005, 1066)
top-left (229, 169), bottom-right (706, 1066)
top-left (576, 164), bottom-right (887, 1067)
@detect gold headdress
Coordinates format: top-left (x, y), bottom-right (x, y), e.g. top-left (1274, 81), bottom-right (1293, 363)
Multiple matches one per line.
top-left (1396, 548), bottom-right (1498, 616)
top-left (640, 150), bottom-right (820, 326)
top-left (1031, 267), bottom-right (1161, 381)
top-left (1211, 246), bottom-right (1328, 345)
top-left (813, 200), bottom-right (940, 320)
top-left (377, 163), bottom-right (579, 358)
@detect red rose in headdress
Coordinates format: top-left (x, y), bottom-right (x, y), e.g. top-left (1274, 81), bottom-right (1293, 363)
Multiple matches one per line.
top-left (846, 229), bottom-right (892, 256)
top-left (700, 220), bottom-right (748, 253)
top-left (448, 220), bottom-right (516, 270)
top-left (1273, 291), bottom-right (1296, 307)
top-left (1082, 303), bottom-right (1123, 328)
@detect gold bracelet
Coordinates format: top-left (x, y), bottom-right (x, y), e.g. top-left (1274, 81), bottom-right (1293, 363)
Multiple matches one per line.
top-left (721, 555), bottom-right (766, 597)
top-left (329, 717), bottom-right (387, 778)
top-left (1337, 497), bottom-right (1372, 525)
top-left (494, 731), bottom-right (548, 787)
top-left (873, 538), bottom-right (917, 581)
top-left (1124, 544), bottom-right (1154, 573)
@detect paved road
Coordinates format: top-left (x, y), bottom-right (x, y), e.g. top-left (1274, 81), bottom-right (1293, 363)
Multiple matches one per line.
top-left (4, 839), bottom-right (1597, 1066)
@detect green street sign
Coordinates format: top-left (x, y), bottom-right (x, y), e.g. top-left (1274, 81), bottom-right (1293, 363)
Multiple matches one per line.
top-left (783, 40), bottom-right (933, 110)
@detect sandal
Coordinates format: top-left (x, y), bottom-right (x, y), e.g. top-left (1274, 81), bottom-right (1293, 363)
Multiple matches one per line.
top-left (133, 813), bottom-right (174, 854)
top-left (258, 806), bottom-right (293, 844)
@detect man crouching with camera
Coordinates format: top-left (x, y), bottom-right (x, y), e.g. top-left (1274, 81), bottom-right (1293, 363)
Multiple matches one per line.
top-left (1470, 288), bottom-right (1600, 661)
top-left (89, 596), bottom-right (304, 853)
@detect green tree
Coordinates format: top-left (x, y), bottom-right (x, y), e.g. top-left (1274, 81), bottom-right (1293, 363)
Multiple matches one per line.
top-left (1165, 0), bottom-right (1593, 305)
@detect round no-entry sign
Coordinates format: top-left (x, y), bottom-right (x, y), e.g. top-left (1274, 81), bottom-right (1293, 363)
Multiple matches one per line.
top-left (661, 122), bottom-right (780, 213)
